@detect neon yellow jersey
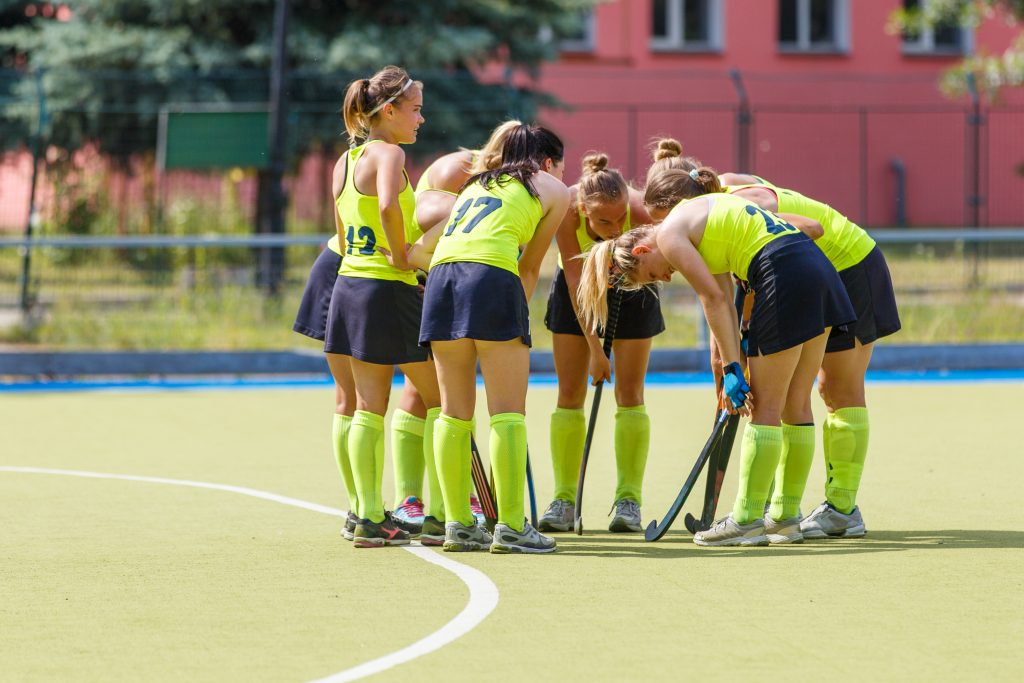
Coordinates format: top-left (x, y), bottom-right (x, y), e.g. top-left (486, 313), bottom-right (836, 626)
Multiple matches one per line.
top-left (557, 204), bottom-right (631, 270)
top-left (326, 234), bottom-right (341, 255)
top-left (336, 141), bottom-right (418, 285)
top-left (430, 176), bottom-right (543, 276)
top-left (725, 182), bottom-right (875, 272)
top-left (697, 193), bottom-right (801, 281)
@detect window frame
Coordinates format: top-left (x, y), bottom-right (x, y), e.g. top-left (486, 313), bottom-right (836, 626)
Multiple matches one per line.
top-left (777, 0), bottom-right (851, 55)
top-left (649, 0), bottom-right (725, 54)
top-left (559, 9), bottom-right (597, 53)
top-left (900, 0), bottom-right (973, 56)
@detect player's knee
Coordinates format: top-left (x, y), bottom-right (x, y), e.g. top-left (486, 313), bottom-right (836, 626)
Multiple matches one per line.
top-left (614, 385), bottom-right (644, 408)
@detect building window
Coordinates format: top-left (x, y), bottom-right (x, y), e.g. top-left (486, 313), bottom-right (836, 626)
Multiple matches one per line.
top-left (778, 0), bottom-right (849, 53)
top-left (559, 9), bottom-right (596, 52)
top-left (901, 0), bottom-right (972, 55)
top-left (650, 0), bottom-right (723, 52)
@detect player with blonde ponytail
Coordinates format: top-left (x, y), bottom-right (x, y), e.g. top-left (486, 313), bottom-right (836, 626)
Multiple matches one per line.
top-left (578, 161), bottom-right (855, 547)
top-left (324, 65), bottom-right (441, 548)
top-left (539, 152), bottom-right (663, 534)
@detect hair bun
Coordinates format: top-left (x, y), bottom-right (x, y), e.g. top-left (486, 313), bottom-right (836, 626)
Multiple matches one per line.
top-left (654, 138), bottom-right (683, 161)
top-left (581, 152), bottom-right (609, 175)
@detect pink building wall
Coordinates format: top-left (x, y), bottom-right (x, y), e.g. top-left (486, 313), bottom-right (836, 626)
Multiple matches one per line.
top-left (531, 0), bottom-right (1024, 227)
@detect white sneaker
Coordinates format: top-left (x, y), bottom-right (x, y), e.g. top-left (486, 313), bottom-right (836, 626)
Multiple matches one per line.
top-left (538, 499), bottom-right (575, 532)
top-left (693, 515), bottom-right (769, 547)
top-left (764, 514), bottom-right (803, 544)
top-left (800, 501), bottom-right (866, 538)
top-left (490, 520), bottom-right (557, 554)
top-left (442, 520), bottom-right (493, 552)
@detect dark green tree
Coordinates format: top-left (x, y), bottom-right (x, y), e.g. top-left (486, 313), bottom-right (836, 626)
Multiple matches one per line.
top-left (0, 0), bottom-right (600, 160)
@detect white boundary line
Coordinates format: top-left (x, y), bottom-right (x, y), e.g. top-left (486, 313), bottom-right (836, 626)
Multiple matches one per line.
top-left (0, 466), bottom-right (499, 682)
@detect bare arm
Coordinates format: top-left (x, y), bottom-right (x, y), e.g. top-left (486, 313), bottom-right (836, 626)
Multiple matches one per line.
top-left (779, 213), bottom-right (824, 240)
top-left (519, 173), bottom-right (571, 301)
top-left (331, 156), bottom-right (346, 244)
top-left (719, 172), bottom-right (762, 186)
top-left (375, 144), bottom-right (413, 271)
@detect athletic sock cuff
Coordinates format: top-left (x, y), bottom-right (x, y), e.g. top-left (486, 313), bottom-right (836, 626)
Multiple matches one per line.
top-left (782, 423), bottom-right (815, 443)
top-left (352, 410), bottom-right (384, 430)
top-left (748, 423), bottom-right (783, 444)
top-left (616, 405), bottom-right (647, 415)
top-left (439, 413), bottom-right (474, 432)
top-left (733, 497), bottom-right (767, 525)
top-left (553, 407), bottom-right (585, 419)
top-left (426, 406), bottom-right (442, 419)
top-left (391, 408), bottom-right (425, 436)
top-left (834, 406), bottom-right (869, 426)
top-left (490, 412), bottom-right (525, 427)
top-left (333, 413), bottom-right (353, 428)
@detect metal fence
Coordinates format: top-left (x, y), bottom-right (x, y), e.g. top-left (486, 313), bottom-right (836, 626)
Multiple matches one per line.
top-left (1, 230), bottom-right (1022, 351)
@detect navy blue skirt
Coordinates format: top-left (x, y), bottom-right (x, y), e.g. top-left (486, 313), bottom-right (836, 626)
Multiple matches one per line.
top-left (827, 245), bottom-right (901, 353)
top-left (745, 233), bottom-right (856, 357)
top-left (324, 275), bottom-right (430, 365)
top-left (419, 261), bottom-right (532, 347)
top-left (293, 245), bottom-right (341, 341)
top-left (544, 267), bottom-right (665, 339)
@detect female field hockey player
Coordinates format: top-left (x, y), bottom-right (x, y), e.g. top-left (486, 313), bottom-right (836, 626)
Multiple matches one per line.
top-left (420, 124), bottom-right (570, 553)
top-left (325, 65), bottom-right (441, 548)
top-left (539, 152), bottom-right (663, 534)
top-left (578, 166), bottom-right (855, 547)
top-left (718, 172), bottom-right (901, 539)
top-left (391, 120), bottom-right (522, 536)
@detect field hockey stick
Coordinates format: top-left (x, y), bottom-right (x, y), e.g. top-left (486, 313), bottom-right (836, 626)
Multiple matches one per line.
top-left (574, 287), bottom-right (622, 536)
top-left (684, 288), bottom-right (754, 534)
top-left (644, 407), bottom-right (731, 542)
top-left (526, 449), bottom-right (538, 528)
top-left (469, 436), bottom-right (498, 532)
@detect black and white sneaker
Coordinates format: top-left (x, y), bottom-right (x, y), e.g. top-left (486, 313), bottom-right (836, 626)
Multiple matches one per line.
top-left (340, 511), bottom-right (358, 541)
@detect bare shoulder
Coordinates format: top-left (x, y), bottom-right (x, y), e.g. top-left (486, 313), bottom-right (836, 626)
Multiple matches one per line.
top-left (427, 150), bottom-right (474, 192)
top-left (536, 171), bottom-right (571, 208)
top-left (658, 198), bottom-right (708, 247)
top-left (731, 185), bottom-right (777, 210)
top-left (719, 172), bottom-right (760, 186)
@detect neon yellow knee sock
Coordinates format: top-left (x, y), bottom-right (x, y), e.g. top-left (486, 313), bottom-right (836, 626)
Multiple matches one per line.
top-left (732, 424), bottom-right (783, 524)
top-left (423, 407), bottom-right (445, 520)
top-left (614, 405), bottom-right (650, 505)
top-left (490, 413), bottom-right (528, 531)
top-left (549, 407), bottom-right (586, 502)
top-left (332, 413), bottom-right (358, 513)
top-left (348, 410), bottom-right (385, 522)
top-left (435, 413), bottom-right (474, 526)
top-left (769, 423), bottom-right (816, 520)
top-left (824, 407), bottom-right (869, 514)
top-left (391, 409), bottom-right (425, 505)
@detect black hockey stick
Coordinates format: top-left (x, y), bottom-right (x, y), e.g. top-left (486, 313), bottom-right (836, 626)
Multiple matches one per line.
top-left (644, 408), bottom-right (731, 542)
top-left (684, 412), bottom-right (740, 534)
top-left (574, 288), bottom-right (622, 535)
top-left (469, 436), bottom-right (497, 531)
top-left (526, 450), bottom-right (538, 528)
top-left (684, 287), bottom-right (753, 534)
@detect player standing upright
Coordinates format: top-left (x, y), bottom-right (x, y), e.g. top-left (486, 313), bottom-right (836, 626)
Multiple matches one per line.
top-left (420, 124), bottom-right (570, 553)
top-left (326, 66), bottom-right (440, 548)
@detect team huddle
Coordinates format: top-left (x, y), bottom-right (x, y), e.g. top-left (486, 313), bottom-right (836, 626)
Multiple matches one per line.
top-left (293, 65), bottom-right (901, 554)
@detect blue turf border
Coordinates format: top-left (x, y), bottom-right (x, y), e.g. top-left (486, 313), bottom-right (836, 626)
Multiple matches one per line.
top-left (2, 368), bottom-right (1023, 393)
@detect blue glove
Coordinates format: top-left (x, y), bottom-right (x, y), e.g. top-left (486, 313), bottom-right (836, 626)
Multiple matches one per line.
top-left (722, 362), bottom-right (750, 409)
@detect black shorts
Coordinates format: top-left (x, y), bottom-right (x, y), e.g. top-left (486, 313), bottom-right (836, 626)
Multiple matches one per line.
top-left (544, 267), bottom-right (665, 339)
top-left (826, 245), bottom-right (901, 353)
top-left (419, 261), bottom-right (532, 347)
top-left (745, 233), bottom-right (856, 357)
top-left (292, 245), bottom-right (341, 341)
top-left (323, 275), bottom-right (430, 365)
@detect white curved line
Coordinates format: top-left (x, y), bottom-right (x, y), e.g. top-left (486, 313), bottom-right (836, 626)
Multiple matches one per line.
top-left (0, 466), bottom-right (499, 682)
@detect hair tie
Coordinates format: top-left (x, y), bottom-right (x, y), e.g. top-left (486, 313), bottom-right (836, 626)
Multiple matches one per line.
top-left (689, 169), bottom-right (699, 181)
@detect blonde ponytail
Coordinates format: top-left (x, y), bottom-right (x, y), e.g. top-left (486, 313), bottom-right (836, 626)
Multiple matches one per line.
top-left (576, 225), bottom-right (658, 332)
